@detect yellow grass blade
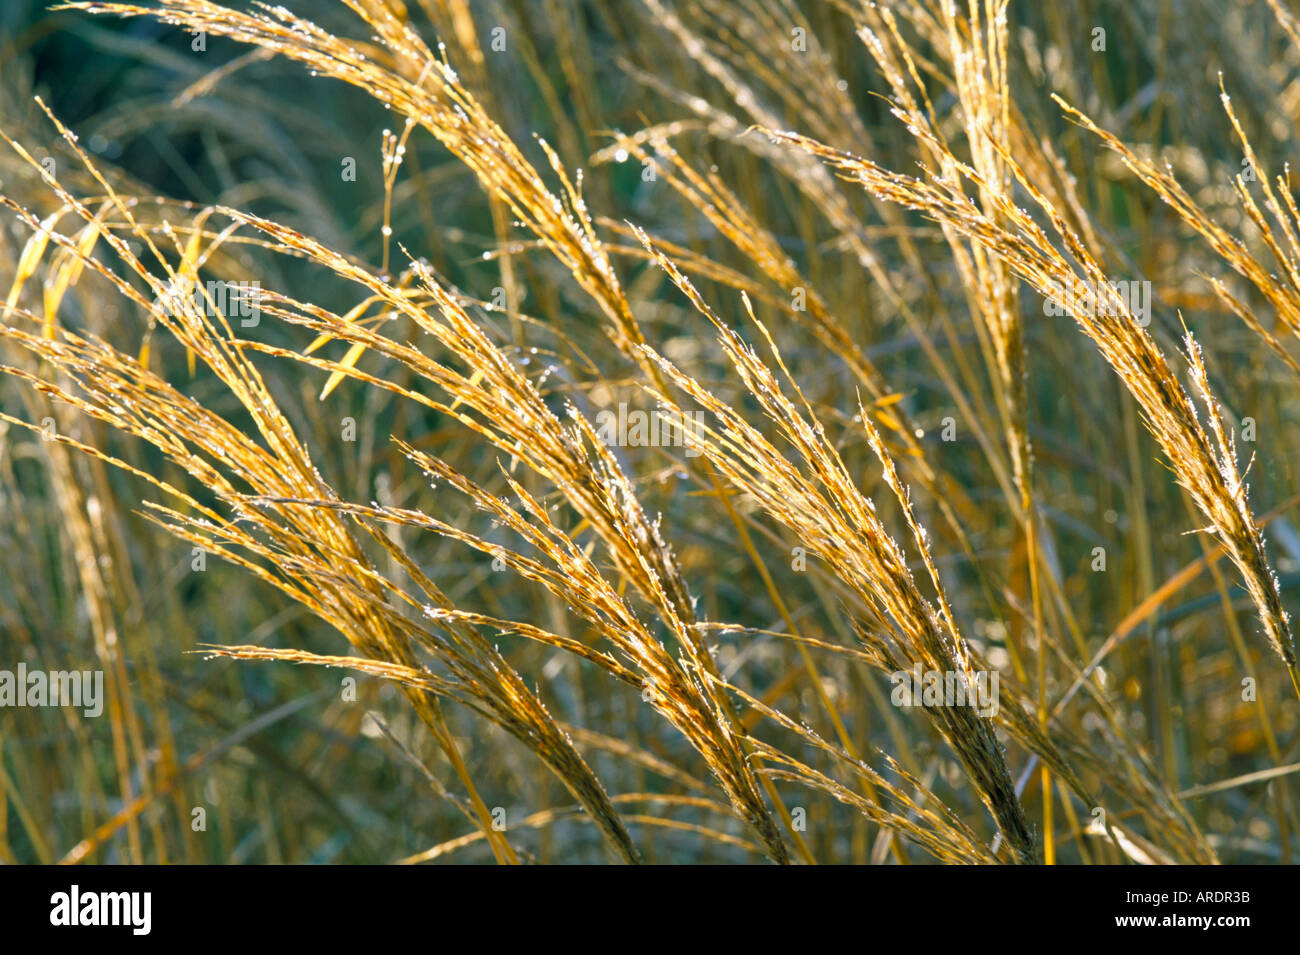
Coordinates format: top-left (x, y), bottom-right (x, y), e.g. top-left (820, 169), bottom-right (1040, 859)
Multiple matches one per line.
top-left (319, 340), bottom-right (370, 399)
top-left (42, 203), bottom-right (108, 337)
top-left (6, 210), bottom-right (62, 317)
top-left (307, 296), bottom-right (375, 355)
top-left (448, 368), bottom-right (483, 411)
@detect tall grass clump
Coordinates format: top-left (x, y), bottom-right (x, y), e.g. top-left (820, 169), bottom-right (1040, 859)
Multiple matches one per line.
top-left (1, 0), bottom-right (1298, 863)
